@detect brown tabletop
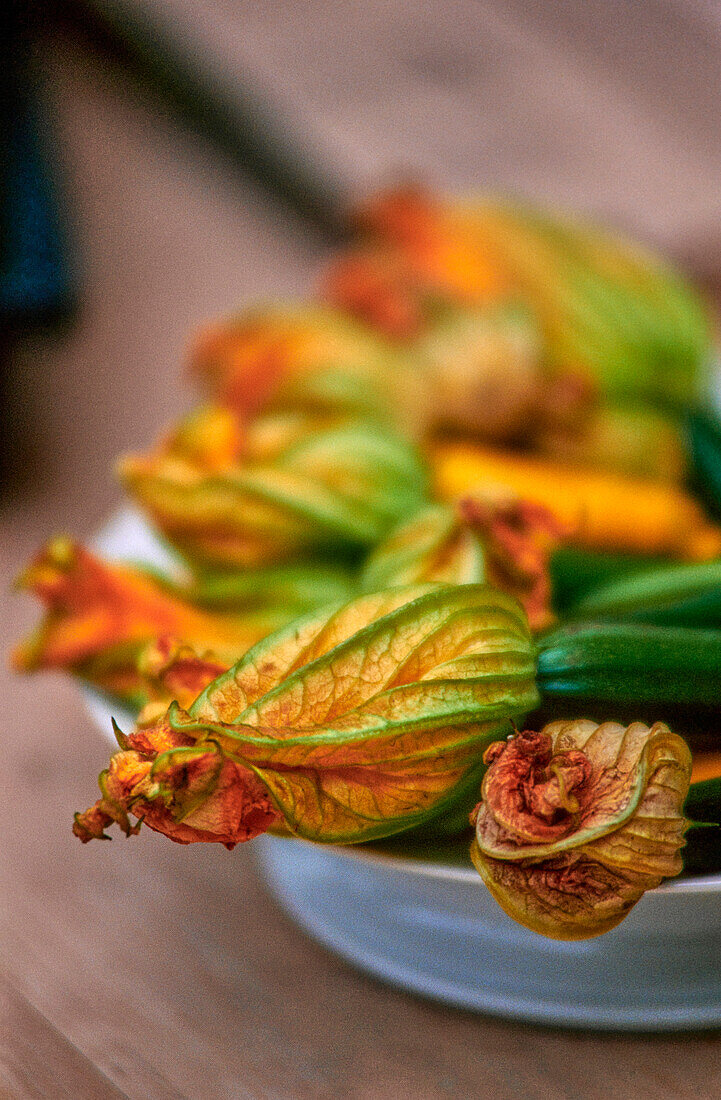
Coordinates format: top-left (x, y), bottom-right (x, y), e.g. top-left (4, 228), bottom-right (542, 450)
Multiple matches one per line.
top-left (3, 21), bottom-right (721, 1100)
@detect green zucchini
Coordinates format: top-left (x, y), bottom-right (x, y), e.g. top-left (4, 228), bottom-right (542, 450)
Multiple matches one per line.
top-left (536, 622), bottom-right (721, 708)
top-left (685, 409), bottom-right (721, 522)
top-left (550, 547), bottom-right (665, 614)
top-left (568, 559), bottom-right (721, 627)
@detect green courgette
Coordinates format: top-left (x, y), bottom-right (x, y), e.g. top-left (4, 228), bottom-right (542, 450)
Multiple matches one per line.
top-left (567, 559), bottom-right (721, 627)
top-left (686, 409), bottom-right (721, 522)
top-left (550, 547), bottom-right (663, 612)
top-left (536, 622), bottom-right (721, 708)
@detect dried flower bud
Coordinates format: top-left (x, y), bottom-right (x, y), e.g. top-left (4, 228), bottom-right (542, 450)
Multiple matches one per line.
top-left (459, 494), bottom-right (563, 631)
top-left (344, 185), bottom-right (711, 408)
top-left (471, 720), bottom-right (692, 940)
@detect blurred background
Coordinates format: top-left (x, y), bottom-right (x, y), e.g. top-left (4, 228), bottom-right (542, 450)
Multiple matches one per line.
top-left (4, 0), bottom-right (721, 525)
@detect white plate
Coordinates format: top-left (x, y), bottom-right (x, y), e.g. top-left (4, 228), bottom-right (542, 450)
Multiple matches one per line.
top-left (85, 509), bottom-right (721, 1030)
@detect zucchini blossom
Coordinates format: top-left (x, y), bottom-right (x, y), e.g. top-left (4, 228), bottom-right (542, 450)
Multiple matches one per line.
top-left (12, 538), bottom-right (274, 705)
top-left (361, 496), bottom-right (562, 632)
top-left (74, 584), bottom-right (539, 847)
top-left (471, 719), bottom-right (692, 940)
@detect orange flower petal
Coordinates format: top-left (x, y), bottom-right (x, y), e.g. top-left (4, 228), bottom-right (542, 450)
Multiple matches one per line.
top-left (13, 539), bottom-right (274, 699)
top-left (459, 494), bottom-right (564, 631)
top-left (74, 714), bottom-right (280, 848)
top-left (138, 636), bottom-right (228, 711)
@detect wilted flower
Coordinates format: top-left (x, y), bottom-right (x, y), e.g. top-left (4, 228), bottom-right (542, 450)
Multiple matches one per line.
top-left (73, 713), bottom-right (280, 848)
top-left (361, 497), bottom-right (561, 634)
top-left (323, 188), bottom-right (602, 443)
top-left (135, 636), bottom-right (229, 723)
top-left (458, 494), bottom-right (563, 631)
top-left (190, 305), bottom-right (424, 435)
top-left (332, 184), bottom-right (711, 408)
top-left (12, 539), bottom-right (272, 703)
top-left (471, 719), bottom-right (692, 940)
top-left (74, 584), bottom-right (539, 847)
top-left (360, 503), bottom-right (486, 591)
top-left (339, 185), bottom-right (511, 307)
top-left (120, 416), bottom-right (428, 569)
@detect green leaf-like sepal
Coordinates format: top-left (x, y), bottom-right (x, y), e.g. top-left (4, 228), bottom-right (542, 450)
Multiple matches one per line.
top-left (187, 562), bottom-right (355, 613)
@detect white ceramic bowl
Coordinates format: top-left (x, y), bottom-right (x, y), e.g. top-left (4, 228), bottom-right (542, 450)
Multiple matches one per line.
top-left (86, 509), bottom-right (721, 1030)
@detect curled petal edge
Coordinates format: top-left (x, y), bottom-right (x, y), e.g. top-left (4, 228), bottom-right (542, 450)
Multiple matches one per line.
top-left (470, 720), bottom-right (692, 940)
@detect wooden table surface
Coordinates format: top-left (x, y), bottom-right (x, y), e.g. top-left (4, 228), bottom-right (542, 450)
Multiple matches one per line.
top-left (3, 19), bottom-right (721, 1100)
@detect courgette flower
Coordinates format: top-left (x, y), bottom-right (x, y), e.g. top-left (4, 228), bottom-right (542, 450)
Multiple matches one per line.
top-left (190, 305), bottom-right (422, 435)
top-left (74, 584), bottom-right (538, 847)
top-left (361, 497), bottom-right (560, 632)
top-left (471, 720), bottom-right (692, 939)
top-left (335, 185), bottom-right (511, 308)
top-left (73, 712), bottom-right (280, 847)
top-left (12, 539), bottom-right (284, 703)
top-left (360, 503), bottom-right (486, 591)
top-left (333, 185), bottom-right (711, 407)
top-left (458, 495), bottom-right (563, 631)
top-left (135, 636), bottom-right (228, 722)
top-left (120, 414), bottom-right (428, 569)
